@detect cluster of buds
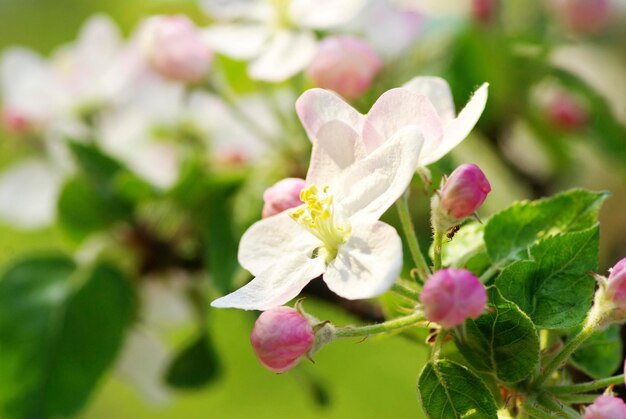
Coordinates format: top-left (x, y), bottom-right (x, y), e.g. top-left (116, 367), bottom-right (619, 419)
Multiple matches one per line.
top-left (306, 36), bottom-right (382, 100)
top-left (420, 268), bottom-right (488, 329)
top-left (431, 163), bottom-right (491, 232)
top-left (250, 304), bottom-right (335, 373)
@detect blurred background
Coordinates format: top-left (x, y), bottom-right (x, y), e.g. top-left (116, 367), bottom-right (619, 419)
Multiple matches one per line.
top-left (0, 0), bottom-right (625, 418)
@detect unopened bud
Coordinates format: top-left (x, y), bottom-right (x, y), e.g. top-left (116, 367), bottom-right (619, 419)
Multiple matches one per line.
top-left (250, 306), bottom-right (314, 373)
top-left (420, 268), bottom-right (487, 329)
top-left (2, 107), bottom-right (33, 135)
top-left (306, 36), bottom-right (381, 100)
top-left (552, 0), bottom-right (612, 34)
top-left (584, 396), bottom-right (626, 419)
top-left (548, 91), bottom-right (588, 131)
top-left (141, 15), bottom-right (212, 83)
top-left (606, 258), bottom-right (626, 312)
top-left (262, 178), bottom-right (306, 218)
top-left (472, 0), bottom-right (498, 24)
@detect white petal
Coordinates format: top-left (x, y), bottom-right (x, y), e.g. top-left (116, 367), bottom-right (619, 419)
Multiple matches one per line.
top-left (0, 159), bottom-right (61, 229)
top-left (402, 76), bottom-right (455, 123)
top-left (420, 83), bottom-right (488, 165)
top-left (333, 125), bottom-right (423, 224)
top-left (238, 211), bottom-right (319, 276)
top-left (200, 0), bottom-right (271, 21)
top-left (295, 88), bottom-right (364, 141)
top-left (324, 221), bottom-right (402, 299)
top-left (306, 120), bottom-right (367, 186)
top-left (115, 327), bottom-right (172, 405)
top-left (362, 87), bottom-right (443, 153)
top-left (289, 0), bottom-right (366, 29)
top-left (211, 253), bottom-right (325, 310)
top-left (248, 30), bottom-right (316, 82)
top-left (202, 24), bottom-right (269, 60)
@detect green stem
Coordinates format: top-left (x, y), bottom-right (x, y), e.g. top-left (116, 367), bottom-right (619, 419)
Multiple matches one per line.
top-left (431, 329), bottom-right (447, 360)
top-left (395, 194), bottom-right (430, 284)
top-left (557, 394), bottom-right (600, 404)
top-left (549, 375), bottom-right (625, 395)
top-left (433, 229), bottom-right (444, 271)
top-left (478, 265), bottom-right (499, 284)
top-left (521, 399), bottom-right (555, 419)
top-left (391, 282), bottom-right (420, 301)
top-left (537, 392), bottom-right (581, 419)
top-left (335, 312), bottom-right (425, 338)
top-left (534, 322), bottom-right (597, 388)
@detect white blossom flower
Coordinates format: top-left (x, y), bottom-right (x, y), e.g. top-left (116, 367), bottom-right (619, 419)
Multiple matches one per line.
top-left (201, 0), bottom-right (366, 82)
top-left (296, 76), bottom-right (488, 166)
top-left (212, 122), bottom-right (423, 310)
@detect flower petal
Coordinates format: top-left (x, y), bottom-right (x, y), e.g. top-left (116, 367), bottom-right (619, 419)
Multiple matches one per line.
top-left (0, 159), bottom-right (61, 229)
top-left (333, 125), bottom-right (423, 224)
top-left (238, 211), bottom-right (319, 276)
top-left (202, 24), bottom-right (269, 60)
top-left (289, 0), bottom-right (366, 29)
top-left (324, 221), bottom-right (402, 299)
top-left (295, 88), bottom-right (364, 141)
top-left (211, 253), bottom-right (325, 310)
top-left (305, 120), bottom-right (367, 186)
top-left (420, 83), bottom-right (488, 165)
top-left (402, 76), bottom-right (455, 123)
top-left (248, 30), bottom-right (316, 82)
top-left (362, 87), bottom-right (443, 153)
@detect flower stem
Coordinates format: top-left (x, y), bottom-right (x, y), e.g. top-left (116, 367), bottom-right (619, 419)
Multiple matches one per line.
top-left (335, 312), bottom-right (425, 338)
top-left (396, 193), bottom-right (430, 284)
top-left (536, 392), bottom-right (580, 419)
top-left (557, 394), bottom-right (600, 404)
top-left (548, 374), bottom-right (625, 395)
top-left (521, 399), bottom-right (559, 419)
top-left (391, 282), bottom-right (420, 301)
top-left (433, 229), bottom-right (444, 271)
top-left (534, 321), bottom-right (597, 388)
top-left (431, 329), bottom-right (447, 360)
top-left (478, 265), bottom-right (499, 284)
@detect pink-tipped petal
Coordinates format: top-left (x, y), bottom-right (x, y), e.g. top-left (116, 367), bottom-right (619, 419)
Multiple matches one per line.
top-left (439, 163), bottom-right (491, 219)
top-left (262, 178), bottom-right (306, 218)
top-left (584, 395), bottom-right (626, 418)
top-left (607, 258), bottom-right (626, 312)
top-left (295, 88), bottom-right (364, 141)
top-left (363, 87), bottom-right (443, 154)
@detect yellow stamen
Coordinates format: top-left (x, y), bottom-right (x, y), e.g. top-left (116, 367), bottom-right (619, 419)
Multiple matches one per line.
top-left (289, 185), bottom-right (351, 263)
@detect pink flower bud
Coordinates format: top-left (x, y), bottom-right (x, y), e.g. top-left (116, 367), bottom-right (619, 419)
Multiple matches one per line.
top-left (606, 258), bottom-right (626, 311)
top-left (584, 396), bottom-right (626, 419)
top-left (262, 178), bottom-right (306, 218)
top-left (548, 92), bottom-right (588, 131)
top-left (472, 0), bottom-right (498, 24)
top-left (440, 164), bottom-right (491, 219)
top-left (2, 107), bottom-right (33, 135)
top-left (141, 15), bottom-right (212, 83)
top-left (552, 0), bottom-right (612, 34)
top-left (306, 36), bottom-right (382, 100)
top-left (420, 268), bottom-right (487, 329)
top-left (250, 306), bottom-right (314, 373)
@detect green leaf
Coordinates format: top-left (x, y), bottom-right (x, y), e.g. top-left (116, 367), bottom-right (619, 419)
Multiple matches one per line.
top-left (495, 226), bottom-right (598, 329)
top-left (165, 334), bottom-right (221, 389)
top-left (570, 324), bottom-right (623, 379)
top-left (484, 189), bottom-right (607, 268)
top-left (0, 256), bottom-right (136, 418)
top-left (435, 221), bottom-right (486, 269)
top-left (417, 359), bottom-right (498, 419)
top-left (454, 288), bottom-right (540, 383)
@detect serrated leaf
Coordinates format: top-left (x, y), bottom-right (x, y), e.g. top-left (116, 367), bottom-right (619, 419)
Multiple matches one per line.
top-left (0, 256), bottom-right (136, 418)
top-left (570, 324), bottom-right (623, 379)
top-left (454, 288), bottom-right (540, 383)
top-left (417, 359), bottom-right (498, 419)
top-left (495, 226), bottom-right (598, 329)
top-left (484, 189), bottom-right (607, 267)
top-left (165, 334), bottom-right (221, 389)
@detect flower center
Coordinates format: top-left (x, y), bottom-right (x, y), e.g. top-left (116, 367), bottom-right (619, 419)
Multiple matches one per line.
top-left (289, 185), bottom-right (351, 263)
